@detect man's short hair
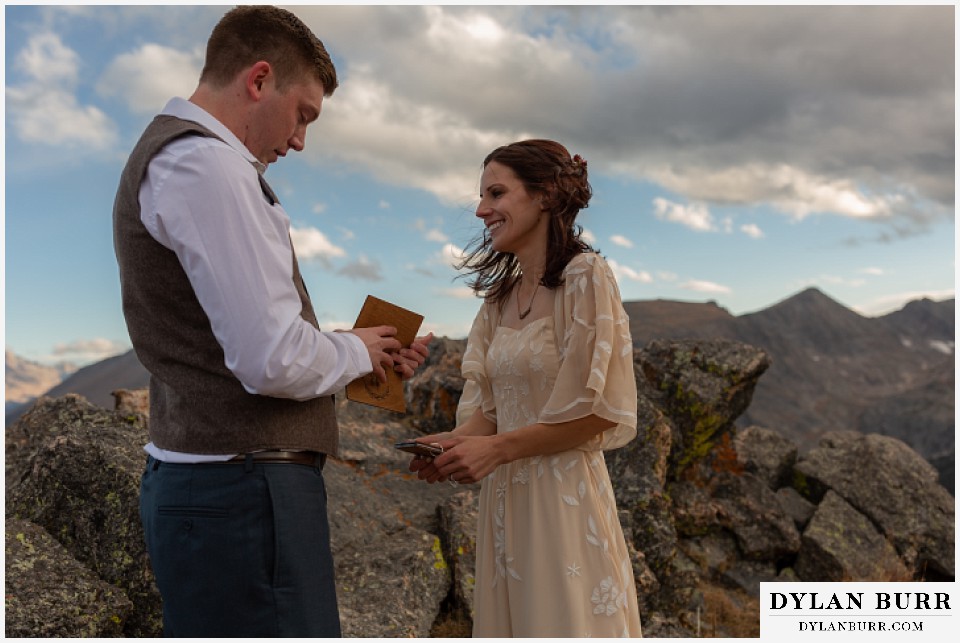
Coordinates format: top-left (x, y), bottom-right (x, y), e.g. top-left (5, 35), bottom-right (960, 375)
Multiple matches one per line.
top-left (201, 5), bottom-right (338, 96)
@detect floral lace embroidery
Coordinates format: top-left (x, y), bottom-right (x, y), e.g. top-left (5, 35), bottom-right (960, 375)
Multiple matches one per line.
top-left (493, 481), bottom-right (521, 585)
top-left (512, 464), bottom-right (529, 485)
top-left (468, 253), bottom-right (640, 635)
top-left (591, 576), bottom-right (628, 616)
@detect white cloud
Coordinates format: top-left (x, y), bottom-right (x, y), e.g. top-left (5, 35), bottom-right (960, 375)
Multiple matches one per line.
top-left (607, 259), bottom-right (653, 283)
top-left (312, 203), bottom-right (328, 215)
top-left (426, 229), bottom-right (449, 243)
top-left (653, 198), bottom-right (715, 232)
top-left (407, 264), bottom-right (436, 278)
top-left (7, 32), bottom-right (118, 148)
top-left (379, 199), bottom-right (391, 209)
top-left (853, 288), bottom-right (955, 317)
top-left (290, 5), bottom-right (950, 228)
top-left (679, 280), bottom-right (731, 294)
top-left (740, 223), bottom-right (764, 239)
top-left (316, 318), bottom-right (354, 332)
top-left (97, 43), bottom-right (202, 113)
top-left (859, 267), bottom-right (886, 276)
top-left (19, 32), bottom-right (79, 81)
top-left (438, 286), bottom-right (477, 300)
top-left (307, 72), bottom-right (508, 205)
top-left (657, 271), bottom-right (678, 282)
top-left (651, 164), bottom-right (904, 222)
top-left (580, 228), bottom-right (598, 245)
top-left (290, 225), bottom-right (347, 265)
top-left (337, 256), bottom-right (383, 281)
top-left (440, 243), bottom-right (466, 269)
top-left (52, 337), bottom-right (127, 361)
top-left (610, 234), bottom-right (634, 249)
top-left (420, 319), bottom-right (474, 341)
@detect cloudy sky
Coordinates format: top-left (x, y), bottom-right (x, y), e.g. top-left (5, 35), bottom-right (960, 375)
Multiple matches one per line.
top-left (4, 3), bottom-right (955, 366)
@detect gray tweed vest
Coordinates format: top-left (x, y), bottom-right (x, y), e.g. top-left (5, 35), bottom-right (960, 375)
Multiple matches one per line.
top-left (113, 114), bottom-right (338, 455)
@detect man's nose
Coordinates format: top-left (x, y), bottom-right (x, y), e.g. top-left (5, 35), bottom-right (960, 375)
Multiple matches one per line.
top-left (289, 125), bottom-right (307, 152)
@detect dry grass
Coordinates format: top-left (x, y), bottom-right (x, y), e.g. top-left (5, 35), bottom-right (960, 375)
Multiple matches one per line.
top-left (695, 581), bottom-right (760, 638)
top-left (429, 612), bottom-right (472, 638)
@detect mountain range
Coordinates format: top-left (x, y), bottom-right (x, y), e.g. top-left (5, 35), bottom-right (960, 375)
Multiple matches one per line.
top-left (623, 288), bottom-right (954, 489)
top-left (4, 351), bottom-right (77, 414)
top-left (6, 287), bottom-right (954, 488)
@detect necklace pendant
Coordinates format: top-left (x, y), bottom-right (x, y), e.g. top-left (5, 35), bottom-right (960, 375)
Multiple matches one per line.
top-left (516, 275), bottom-right (541, 321)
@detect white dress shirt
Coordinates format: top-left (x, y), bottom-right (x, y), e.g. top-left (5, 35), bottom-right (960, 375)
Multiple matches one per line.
top-left (139, 98), bottom-right (371, 462)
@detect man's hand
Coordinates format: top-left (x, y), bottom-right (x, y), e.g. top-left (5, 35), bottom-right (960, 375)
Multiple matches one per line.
top-left (348, 325), bottom-right (402, 383)
top-left (394, 332), bottom-right (434, 380)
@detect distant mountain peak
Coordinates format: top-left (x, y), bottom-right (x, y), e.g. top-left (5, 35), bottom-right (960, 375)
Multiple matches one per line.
top-left (765, 286), bottom-right (861, 319)
top-left (787, 286), bottom-right (841, 304)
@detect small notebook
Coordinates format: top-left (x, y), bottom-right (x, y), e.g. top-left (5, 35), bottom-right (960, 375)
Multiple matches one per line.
top-left (345, 295), bottom-right (424, 412)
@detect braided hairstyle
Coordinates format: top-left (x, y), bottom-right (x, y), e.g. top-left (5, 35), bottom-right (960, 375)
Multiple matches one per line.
top-left (458, 139), bottom-right (595, 306)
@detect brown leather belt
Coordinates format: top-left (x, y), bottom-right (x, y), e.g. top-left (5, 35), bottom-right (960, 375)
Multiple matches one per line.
top-left (227, 450), bottom-right (325, 468)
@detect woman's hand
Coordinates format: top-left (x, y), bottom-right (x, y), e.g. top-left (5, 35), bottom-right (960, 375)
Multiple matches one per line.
top-left (412, 414), bottom-right (616, 484)
top-left (417, 434), bottom-right (504, 485)
top-left (407, 431), bottom-right (453, 477)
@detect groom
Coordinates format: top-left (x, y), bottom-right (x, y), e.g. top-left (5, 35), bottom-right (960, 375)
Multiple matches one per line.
top-left (113, 5), bottom-right (431, 636)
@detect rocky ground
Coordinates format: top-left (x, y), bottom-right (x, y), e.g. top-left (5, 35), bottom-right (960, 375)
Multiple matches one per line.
top-left (5, 338), bottom-right (954, 637)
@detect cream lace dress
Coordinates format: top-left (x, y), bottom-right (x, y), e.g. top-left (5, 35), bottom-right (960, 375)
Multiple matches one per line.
top-left (457, 253), bottom-right (642, 637)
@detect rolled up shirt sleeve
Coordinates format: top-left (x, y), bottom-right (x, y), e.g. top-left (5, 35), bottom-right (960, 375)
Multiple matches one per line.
top-left (141, 134), bottom-right (372, 400)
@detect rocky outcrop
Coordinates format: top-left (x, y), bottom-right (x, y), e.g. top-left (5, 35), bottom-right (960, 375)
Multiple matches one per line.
top-left (5, 519), bottom-right (132, 638)
top-left (5, 396), bottom-right (160, 637)
top-left (794, 491), bottom-right (909, 582)
top-left (5, 338), bottom-right (954, 637)
top-left (793, 431), bottom-right (954, 578)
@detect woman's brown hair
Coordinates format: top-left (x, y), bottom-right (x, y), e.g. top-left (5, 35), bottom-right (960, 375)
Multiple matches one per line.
top-left (458, 139), bottom-right (595, 306)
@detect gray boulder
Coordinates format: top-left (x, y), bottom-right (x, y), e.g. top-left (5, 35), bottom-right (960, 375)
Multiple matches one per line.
top-left (710, 471), bottom-right (801, 562)
top-left (437, 491), bottom-right (479, 620)
top-left (635, 339), bottom-right (771, 477)
top-left (794, 431), bottom-right (955, 578)
top-left (734, 425), bottom-right (797, 489)
top-left (5, 395), bottom-right (160, 637)
top-left (325, 404), bottom-right (475, 637)
top-left (336, 526), bottom-right (450, 637)
top-left (795, 490), bottom-right (910, 582)
top-left (5, 518), bottom-right (133, 638)
top-left (774, 486), bottom-right (816, 531)
top-left (405, 337), bottom-right (467, 434)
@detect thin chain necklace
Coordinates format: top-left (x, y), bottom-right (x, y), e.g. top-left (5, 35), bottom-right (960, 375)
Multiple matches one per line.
top-left (516, 276), bottom-right (541, 320)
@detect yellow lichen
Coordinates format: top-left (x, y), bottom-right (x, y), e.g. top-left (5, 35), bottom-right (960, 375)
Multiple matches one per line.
top-left (431, 536), bottom-right (447, 571)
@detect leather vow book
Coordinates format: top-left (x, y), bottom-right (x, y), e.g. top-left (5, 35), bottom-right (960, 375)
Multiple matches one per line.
top-left (345, 295), bottom-right (424, 412)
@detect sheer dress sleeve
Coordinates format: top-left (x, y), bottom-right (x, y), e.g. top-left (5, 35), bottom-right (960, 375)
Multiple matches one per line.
top-left (540, 253), bottom-right (638, 450)
top-left (456, 301), bottom-right (499, 427)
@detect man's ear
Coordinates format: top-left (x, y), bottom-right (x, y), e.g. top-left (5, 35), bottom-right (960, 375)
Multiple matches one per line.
top-left (245, 61), bottom-right (272, 100)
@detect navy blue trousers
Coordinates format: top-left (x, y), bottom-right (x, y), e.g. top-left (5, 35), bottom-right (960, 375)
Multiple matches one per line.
top-left (140, 456), bottom-right (341, 637)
